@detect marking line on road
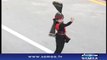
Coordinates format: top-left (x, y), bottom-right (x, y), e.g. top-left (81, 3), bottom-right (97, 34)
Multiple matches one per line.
top-left (90, 0), bottom-right (106, 6)
top-left (2, 25), bottom-right (54, 53)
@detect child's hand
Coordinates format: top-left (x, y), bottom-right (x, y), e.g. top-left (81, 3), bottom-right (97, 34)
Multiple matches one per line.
top-left (71, 17), bottom-right (74, 22)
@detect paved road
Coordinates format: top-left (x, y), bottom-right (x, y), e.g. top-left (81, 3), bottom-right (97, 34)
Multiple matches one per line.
top-left (2, 0), bottom-right (106, 53)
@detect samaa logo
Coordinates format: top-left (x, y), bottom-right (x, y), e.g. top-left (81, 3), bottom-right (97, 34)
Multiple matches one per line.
top-left (81, 54), bottom-right (98, 60)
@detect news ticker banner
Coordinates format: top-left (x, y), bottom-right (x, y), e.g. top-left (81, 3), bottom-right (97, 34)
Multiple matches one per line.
top-left (0, 54), bottom-right (107, 60)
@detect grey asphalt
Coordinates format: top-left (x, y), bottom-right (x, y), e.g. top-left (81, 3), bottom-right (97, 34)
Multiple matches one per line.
top-left (2, 0), bottom-right (106, 53)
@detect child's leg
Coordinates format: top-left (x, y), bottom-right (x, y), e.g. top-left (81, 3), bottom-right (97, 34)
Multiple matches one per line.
top-left (54, 34), bottom-right (65, 54)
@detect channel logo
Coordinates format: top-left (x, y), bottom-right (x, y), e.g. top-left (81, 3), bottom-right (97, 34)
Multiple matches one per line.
top-left (81, 54), bottom-right (98, 60)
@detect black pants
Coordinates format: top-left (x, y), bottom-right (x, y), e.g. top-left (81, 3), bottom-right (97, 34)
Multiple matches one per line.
top-left (54, 34), bottom-right (65, 54)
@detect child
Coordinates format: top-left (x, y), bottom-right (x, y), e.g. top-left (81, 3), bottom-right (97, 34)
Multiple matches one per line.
top-left (54, 17), bottom-right (74, 54)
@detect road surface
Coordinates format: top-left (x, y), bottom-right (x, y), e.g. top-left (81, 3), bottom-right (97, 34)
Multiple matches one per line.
top-left (2, 0), bottom-right (106, 53)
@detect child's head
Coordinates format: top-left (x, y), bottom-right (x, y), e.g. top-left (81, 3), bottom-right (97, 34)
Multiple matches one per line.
top-left (55, 12), bottom-right (64, 20)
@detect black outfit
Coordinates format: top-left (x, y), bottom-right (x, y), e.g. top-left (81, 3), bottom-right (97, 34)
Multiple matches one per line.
top-left (54, 21), bottom-right (72, 54)
top-left (49, 19), bottom-right (57, 34)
